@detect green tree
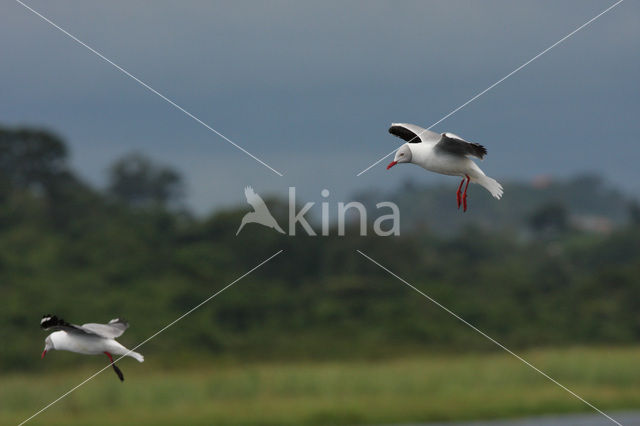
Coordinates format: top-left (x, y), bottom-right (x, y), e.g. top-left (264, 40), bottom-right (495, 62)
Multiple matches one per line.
top-left (107, 152), bottom-right (184, 209)
top-left (528, 202), bottom-right (569, 237)
top-left (629, 201), bottom-right (640, 226)
top-left (0, 126), bottom-right (69, 195)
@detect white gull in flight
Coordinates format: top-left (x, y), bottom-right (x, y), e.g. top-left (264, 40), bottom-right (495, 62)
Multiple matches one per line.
top-left (386, 123), bottom-right (503, 211)
top-left (41, 314), bottom-right (144, 381)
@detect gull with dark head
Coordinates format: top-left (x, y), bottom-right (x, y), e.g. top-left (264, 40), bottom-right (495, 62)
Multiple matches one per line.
top-left (41, 314), bottom-right (144, 381)
top-left (386, 123), bottom-right (503, 211)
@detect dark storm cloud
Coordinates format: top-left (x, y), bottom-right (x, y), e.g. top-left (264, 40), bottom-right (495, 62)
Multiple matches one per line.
top-left (2, 1), bottom-right (638, 211)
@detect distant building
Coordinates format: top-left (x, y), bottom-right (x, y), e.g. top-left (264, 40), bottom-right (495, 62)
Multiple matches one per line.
top-left (570, 215), bottom-right (614, 234)
top-left (531, 175), bottom-right (553, 189)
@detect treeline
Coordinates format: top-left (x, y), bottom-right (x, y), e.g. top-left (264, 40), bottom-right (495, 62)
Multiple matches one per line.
top-left (356, 174), bottom-right (639, 236)
top-left (1, 126), bottom-right (639, 372)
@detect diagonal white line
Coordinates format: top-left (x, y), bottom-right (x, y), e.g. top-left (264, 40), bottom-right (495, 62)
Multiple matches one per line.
top-left (356, 0), bottom-right (624, 177)
top-left (19, 249), bottom-right (284, 426)
top-left (15, 0), bottom-right (284, 177)
top-left (356, 249), bottom-right (622, 426)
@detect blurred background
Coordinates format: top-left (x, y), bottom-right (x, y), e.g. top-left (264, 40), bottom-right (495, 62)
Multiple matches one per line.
top-left (1, 1), bottom-right (639, 425)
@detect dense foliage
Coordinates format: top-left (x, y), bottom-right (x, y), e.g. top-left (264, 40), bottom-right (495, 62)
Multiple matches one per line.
top-left (1, 126), bottom-right (639, 372)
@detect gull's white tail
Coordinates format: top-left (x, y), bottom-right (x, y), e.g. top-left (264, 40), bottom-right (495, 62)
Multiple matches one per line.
top-left (475, 175), bottom-right (503, 199)
top-left (127, 351), bottom-right (144, 362)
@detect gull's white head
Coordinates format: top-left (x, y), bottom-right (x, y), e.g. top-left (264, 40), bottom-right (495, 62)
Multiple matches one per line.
top-left (42, 335), bottom-right (55, 359)
top-left (387, 144), bottom-right (413, 169)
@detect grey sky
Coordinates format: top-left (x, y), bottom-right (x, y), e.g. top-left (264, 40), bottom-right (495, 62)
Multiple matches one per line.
top-left (2, 1), bottom-right (638, 212)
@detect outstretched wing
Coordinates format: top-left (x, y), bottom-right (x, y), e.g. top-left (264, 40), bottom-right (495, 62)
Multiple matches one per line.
top-left (435, 132), bottom-right (487, 159)
top-left (81, 318), bottom-right (129, 339)
top-left (40, 314), bottom-right (97, 336)
top-left (244, 186), bottom-right (268, 211)
top-left (41, 315), bottom-right (129, 338)
top-left (388, 123), bottom-right (440, 144)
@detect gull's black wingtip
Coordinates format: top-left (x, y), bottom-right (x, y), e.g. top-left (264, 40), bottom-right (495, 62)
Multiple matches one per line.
top-left (474, 143), bottom-right (488, 159)
top-left (40, 314), bottom-right (57, 329)
top-left (40, 314), bottom-right (73, 330)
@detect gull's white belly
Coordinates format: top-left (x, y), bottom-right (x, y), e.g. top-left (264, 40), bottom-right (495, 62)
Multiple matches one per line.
top-left (417, 153), bottom-right (474, 177)
top-left (70, 336), bottom-right (107, 354)
top-left (57, 333), bottom-right (111, 355)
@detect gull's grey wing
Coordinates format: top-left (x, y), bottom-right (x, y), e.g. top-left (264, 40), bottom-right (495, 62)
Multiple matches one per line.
top-left (81, 318), bottom-right (129, 339)
top-left (435, 132), bottom-right (487, 159)
top-left (388, 123), bottom-right (440, 144)
top-left (40, 314), bottom-right (98, 336)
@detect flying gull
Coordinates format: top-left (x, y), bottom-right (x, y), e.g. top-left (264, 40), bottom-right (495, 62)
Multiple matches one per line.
top-left (386, 123), bottom-right (503, 211)
top-left (41, 314), bottom-right (144, 381)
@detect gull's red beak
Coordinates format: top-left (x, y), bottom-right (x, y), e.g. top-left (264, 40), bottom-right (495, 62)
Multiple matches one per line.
top-left (41, 350), bottom-right (47, 359)
top-left (387, 161), bottom-right (398, 170)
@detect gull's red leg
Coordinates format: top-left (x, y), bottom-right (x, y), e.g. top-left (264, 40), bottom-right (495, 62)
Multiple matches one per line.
top-left (456, 178), bottom-right (465, 209)
top-left (105, 351), bottom-right (124, 381)
top-left (462, 175), bottom-right (470, 212)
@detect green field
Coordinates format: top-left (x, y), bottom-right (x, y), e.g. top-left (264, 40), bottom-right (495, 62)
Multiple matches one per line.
top-left (3, 346), bottom-right (640, 426)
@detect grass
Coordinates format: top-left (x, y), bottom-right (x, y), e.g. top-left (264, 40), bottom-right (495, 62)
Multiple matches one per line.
top-left (2, 346), bottom-right (640, 425)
